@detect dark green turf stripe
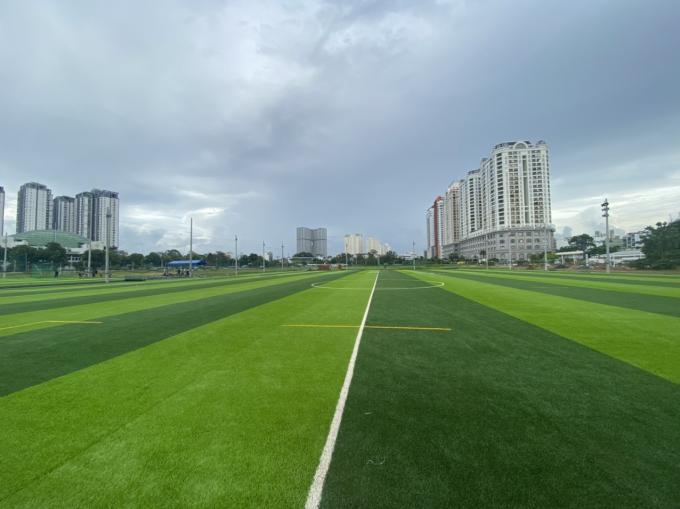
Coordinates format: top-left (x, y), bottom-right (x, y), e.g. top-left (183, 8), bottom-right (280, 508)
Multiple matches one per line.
top-left (431, 270), bottom-right (680, 318)
top-left (0, 272), bottom-right (348, 397)
top-left (0, 274), bottom-right (298, 316)
top-left (441, 268), bottom-right (680, 288)
top-left (321, 271), bottom-right (680, 508)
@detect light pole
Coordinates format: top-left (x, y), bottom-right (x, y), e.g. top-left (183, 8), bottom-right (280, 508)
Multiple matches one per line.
top-left (412, 241), bottom-right (416, 271)
top-left (234, 235), bottom-right (238, 276)
top-left (544, 224), bottom-right (550, 271)
top-left (508, 231), bottom-right (512, 271)
top-left (105, 207), bottom-right (111, 283)
top-left (281, 242), bottom-right (285, 271)
top-left (87, 238), bottom-right (92, 277)
top-left (262, 241), bottom-right (266, 272)
top-left (189, 217), bottom-right (193, 277)
top-left (602, 199), bottom-right (611, 274)
top-left (2, 234), bottom-right (7, 278)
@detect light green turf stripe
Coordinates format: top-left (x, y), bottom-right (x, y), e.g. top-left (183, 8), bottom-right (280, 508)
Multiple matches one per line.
top-left (411, 270), bottom-right (680, 383)
top-left (447, 269), bottom-right (680, 298)
top-left (0, 271), bottom-right (310, 305)
top-left (438, 267), bottom-right (680, 284)
top-left (0, 271), bottom-right (376, 507)
top-left (0, 271), bottom-right (338, 338)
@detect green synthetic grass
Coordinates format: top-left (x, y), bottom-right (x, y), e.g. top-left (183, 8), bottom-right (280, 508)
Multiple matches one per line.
top-left (2, 267), bottom-right (678, 507)
top-left (0, 270), bottom-right (377, 507)
top-left (413, 270), bottom-right (680, 383)
top-left (431, 270), bottom-right (680, 318)
top-left (0, 271), bottom-right (339, 338)
top-left (0, 272), bottom-right (351, 396)
top-left (322, 270), bottom-right (680, 508)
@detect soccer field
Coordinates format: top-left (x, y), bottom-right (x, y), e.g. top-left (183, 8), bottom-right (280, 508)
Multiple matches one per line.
top-left (1, 269), bottom-right (679, 507)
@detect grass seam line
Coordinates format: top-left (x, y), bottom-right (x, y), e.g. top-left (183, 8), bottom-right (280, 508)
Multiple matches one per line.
top-left (305, 271), bottom-right (380, 509)
top-left (282, 324), bottom-right (451, 332)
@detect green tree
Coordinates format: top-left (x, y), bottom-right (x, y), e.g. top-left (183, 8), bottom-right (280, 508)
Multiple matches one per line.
top-left (145, 252), bottom-right (162, 267)
top-left (40, 242), bottom-right (67, 267)
top-left (566, 234), bottom-right (595, 256)
top-left (640, 220), bottom-right (680, 269)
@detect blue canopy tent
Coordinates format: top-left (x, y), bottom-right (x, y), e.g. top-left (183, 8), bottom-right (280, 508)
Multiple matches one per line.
top-left (166, 260), bottom-right (207, 268)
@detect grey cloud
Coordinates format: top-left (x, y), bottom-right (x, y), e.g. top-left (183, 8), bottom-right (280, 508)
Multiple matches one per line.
top-left (1, 0), bottom-right (679, 254)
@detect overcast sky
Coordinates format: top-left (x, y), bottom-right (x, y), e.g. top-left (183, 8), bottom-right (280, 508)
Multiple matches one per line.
top-left (1, 0), bottom-right (679, 254)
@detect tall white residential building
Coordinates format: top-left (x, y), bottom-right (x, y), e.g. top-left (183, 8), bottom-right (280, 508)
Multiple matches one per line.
top-left (16, 182), bottom-right (53, 233)
top-left (432, 141), bottom-right (553, 261)
top-left (75, 191), bottom-right (93, 239)
top-left (53, 196), bottom-right (76, 233)
top-left (425, 196), bottom-right (444, 258)
top-left (344, 233), bottom-right (364, 255)
top-left (75, 190), bottom-right (120, 247)
top-left (296, 227), bottom-right (327, 257)
top-left (443, 182), bottom-right (461, 246)
top-left (366, 236), bottom-right (381, 254)
top-left (90, 189), bottom-right (120, 248)
top-left (0, 186), bottom-right (4, 237)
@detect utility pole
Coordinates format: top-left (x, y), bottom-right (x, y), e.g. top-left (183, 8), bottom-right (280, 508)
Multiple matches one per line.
top-left (262, 241), bottom-right (266, 272)
top-left (105, 207), bottom-right (111, 283)
top-left (87, 238), bottom-right (92, 277)
top-left (234, 235), bottom-right (238, 276)
top-left (602, 199), bottom-right (611, 274)
top-left (544, 224), bottom-right (550, 271)
top-left (2, 234), bottom-right (7, 278)
top-left (281, 242), bottom-right (284, 271)
top-left (412, 241), bottom-right (416, 271)
top-left (508, 233), bottom-right (512, 271)
top-left (189, 217), bottom-right (193, 277)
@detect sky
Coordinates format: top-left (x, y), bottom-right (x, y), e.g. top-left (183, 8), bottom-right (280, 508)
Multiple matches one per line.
top-left (1, 0), bottom-right (679, 255)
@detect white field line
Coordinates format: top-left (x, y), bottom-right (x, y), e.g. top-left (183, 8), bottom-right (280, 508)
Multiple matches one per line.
top-left (305, 271), bottom-right (380, 509)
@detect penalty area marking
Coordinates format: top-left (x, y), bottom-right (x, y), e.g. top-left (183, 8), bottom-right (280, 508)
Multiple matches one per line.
top-left (304, 271), bottom-right (380, 509)
top-left (282, 324), bottom-right (451, 332)
top-left (0, 320), bottom-right (103, 332)
top-left (311, 281), bottom-right (444, 290)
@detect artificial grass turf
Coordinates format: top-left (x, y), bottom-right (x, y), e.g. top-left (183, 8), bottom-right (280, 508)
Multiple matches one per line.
top-left (321, 270), bottom-right (680, 508)
top-left (0, 271), bottom-right (339, 339)
top-left (445, 268), bottom-right (680, 288)
top-left (448, 269), bottom-right (680, 298)
top-left (0, 271), bottom-right (351, 396)
top-left (412, 270), bottom-right (680, 383)
top-left (430, 270), bottom-right (680, 318)
top-left (0, 272), bottom-right (311, 315)
top-left (0, 270), bottom-right (378, 507)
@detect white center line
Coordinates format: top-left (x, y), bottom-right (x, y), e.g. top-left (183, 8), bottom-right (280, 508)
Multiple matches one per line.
top-left (304, 271), bottom-right (380, 509)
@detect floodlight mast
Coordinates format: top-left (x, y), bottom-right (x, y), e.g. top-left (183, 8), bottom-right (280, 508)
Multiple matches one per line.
top-left (544, 223), bottom-right (550, 271)
top-left (262, 241), bottom-right (265, 272)
top-left (412, 241), bottom-right (416, 271)
top-left (105, 207), bottom-right (111, 283)
top-left (602, 199), bottom-right (611, 274)
top-left (189, 217), bottom-right (193, 278)
top-left (234, 235), bottom-right (238, 276)
top-left (281, 242), bottom-right (284, 270)
top-left (87, 238), bottom-right (92, 277)
top-left (2, 234), bottom-right (7, 278)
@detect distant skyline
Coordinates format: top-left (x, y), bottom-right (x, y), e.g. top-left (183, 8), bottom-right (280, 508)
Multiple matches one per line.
top-left (1, 1), bottom-right (679, 254)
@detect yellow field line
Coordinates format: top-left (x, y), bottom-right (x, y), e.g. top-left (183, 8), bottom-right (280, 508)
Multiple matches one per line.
top-left (0, 320), bottom-right (103, 332)
top-left (282, 324), bottom-right (451, 332)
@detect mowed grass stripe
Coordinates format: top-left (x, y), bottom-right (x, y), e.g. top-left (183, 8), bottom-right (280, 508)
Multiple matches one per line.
top-left (433, 270), bottom-right (680, 318)
top-left (0, 271), bottom-right (336, 338)
top-left (0, 272), bottom-right (350, 396)
top-left (322, 271), bottom-right (680, 508)
top-left (442, 267), bottom-right (680, 288)
top-left (0, 272), bottom-right (309, 315)
top-left (413, 270), bottom-right (680, 383)
top-left (0, 271), bottom-right (376, 507)
top-left (450, 268), bottom-right (680, 298)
